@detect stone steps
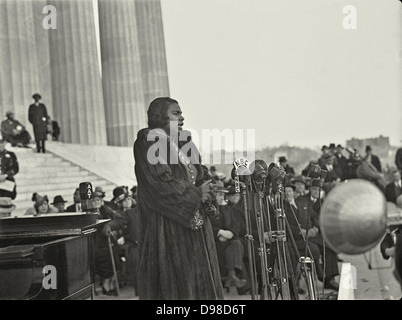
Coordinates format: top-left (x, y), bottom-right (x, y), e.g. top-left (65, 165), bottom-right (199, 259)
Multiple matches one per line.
top-left (8, 146), bottom-right (118, 217)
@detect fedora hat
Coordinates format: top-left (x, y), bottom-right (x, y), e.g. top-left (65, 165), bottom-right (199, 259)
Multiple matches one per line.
top-left (293, 175), bottom-right (306, 185)
top-left (215, 180), bottom-right (228, 193)
top-left (51, 195), bottom-right (67, 205)
top-left (93, 186), bottom-right (106, 198)
top-left (310, 179), bottom-right (321, 188)
top-left (0, 197), bottom-right (16, 215)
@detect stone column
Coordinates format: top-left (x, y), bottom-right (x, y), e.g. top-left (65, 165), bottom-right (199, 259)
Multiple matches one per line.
top-left (0, 0), bottom-right (52, 134)
top-left (47, 0), bottom-right (107, 145)
top-left (135, 0), bottom-right (170, 107)
top-left (98, 0), bottom-right (147, 147)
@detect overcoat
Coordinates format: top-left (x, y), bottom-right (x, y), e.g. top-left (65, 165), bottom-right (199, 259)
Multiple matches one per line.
top-left (133, 128), bottom-right (224, 300)
top-left (28, 103), bottom-right (48, 141)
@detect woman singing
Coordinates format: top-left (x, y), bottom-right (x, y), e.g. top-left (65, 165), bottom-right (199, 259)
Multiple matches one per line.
top-left (133, 97), bottom-right (224, 300)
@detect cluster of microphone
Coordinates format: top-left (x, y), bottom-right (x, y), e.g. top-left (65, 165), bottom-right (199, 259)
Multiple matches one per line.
top-left (231, 158), bottom-right (328, 196)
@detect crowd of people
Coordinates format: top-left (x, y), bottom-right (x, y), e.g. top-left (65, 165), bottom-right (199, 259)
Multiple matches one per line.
top-left (0, 94), bottom-right (402, 301)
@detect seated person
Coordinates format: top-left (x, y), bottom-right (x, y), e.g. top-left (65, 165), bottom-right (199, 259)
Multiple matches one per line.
top-left (0, 111), bottom-right (31, 147)
top-left (110, 187), bottom-right (139, 296)
top-left (52, 119), bottom-right (60, 141)
top-left (50, 195), bottom-right (68, 213)
top-left (286, 179), bottom-right (340, 291)
top-left (24, 193), bottom-right (58, 216)
top-left (0, 197), bottom-right (16, 218)
top-left (209, 182), bottom-right (247, 289)
top-left (92, 188), bottom-right (122, 296)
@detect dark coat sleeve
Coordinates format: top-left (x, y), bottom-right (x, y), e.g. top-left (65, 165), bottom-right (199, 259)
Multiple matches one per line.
top-left (134, 135), bottom-right (203, 228)
top-left (380, 232), bottom-right (395, 260)
top-left (396, 149), bottom-right (402, 171)
top-left (2, 151), bottom-right (19, 177)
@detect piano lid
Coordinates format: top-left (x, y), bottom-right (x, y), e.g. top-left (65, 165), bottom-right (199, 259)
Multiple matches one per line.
top-left (0, 212), bottom-right (110, 240)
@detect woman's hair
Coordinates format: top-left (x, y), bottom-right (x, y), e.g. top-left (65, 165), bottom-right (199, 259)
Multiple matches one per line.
top-left (147, 97), bottom-right (178, 129)
top-left (34, 195), bottom-right (49, 212)
top-left (31, 192), bottom-right (38, 202)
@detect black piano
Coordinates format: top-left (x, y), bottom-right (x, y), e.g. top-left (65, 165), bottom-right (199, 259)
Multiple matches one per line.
top-left (0, 213), bottom-right (109, 300)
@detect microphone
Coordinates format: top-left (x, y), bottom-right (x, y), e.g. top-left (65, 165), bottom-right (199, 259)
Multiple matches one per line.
top-left (249, 159), bottom-right (268, 193)
top-left (233, 158), bottom-right (251, 193)
top-left (319, 169), bottom-right (328, 188)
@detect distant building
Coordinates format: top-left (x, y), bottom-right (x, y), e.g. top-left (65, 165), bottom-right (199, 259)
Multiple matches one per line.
top-left (346, 135), bottom-right (390, 153)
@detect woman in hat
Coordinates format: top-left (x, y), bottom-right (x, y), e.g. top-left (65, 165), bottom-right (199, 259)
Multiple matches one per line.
top-left (28, 93), bottom-right (49, 153)
top-left (92, 187), bottom-right (122, 296)
top-left (110, 188), bottom-right (139, 296)
top-left (133, 97), bottom-right (223, 300)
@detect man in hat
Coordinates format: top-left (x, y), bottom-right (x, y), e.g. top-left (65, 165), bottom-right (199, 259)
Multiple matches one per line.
top-left (318, 145), bottom-right (331, 167)
top-left (0, 138), bottom-right (19, 199)
top-left (293, 175), bottom-right (308, 199)
top-left (279, 156), bottom-right (295, 176)
top-left (334, 144), bottom-right (347, 181)
top-left (51, 195), bottom-right (67, 213)
top-left (364, 145), bottom-right (382, 173)
top-left (0, 197), bottom-right (16, 218)
top-left (28, 93), bottom-right (49, 153)
top-left (1, 111), bottom-right (31, 148)
top-left (296, 179), bottom-right (340, 291)
top-left (209, 181), bottom-right (248, 290)
top-left (320, 153), bottom-right (342, 194)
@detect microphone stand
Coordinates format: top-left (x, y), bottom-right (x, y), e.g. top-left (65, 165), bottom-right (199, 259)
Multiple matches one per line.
top-left (252, 180), bottom-right (271, 300)
top-left (235, 174), bottom-right (257, 300)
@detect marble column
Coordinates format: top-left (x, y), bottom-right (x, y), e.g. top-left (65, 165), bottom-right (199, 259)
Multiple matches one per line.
top-left (47, 0), bottom-right (107, 145)
top-left (98, 0), bottom-right (147, 147)
top-left (135, 0), bottom-right (170, 107)
top-left (0, 0), bottom-right (52, 134)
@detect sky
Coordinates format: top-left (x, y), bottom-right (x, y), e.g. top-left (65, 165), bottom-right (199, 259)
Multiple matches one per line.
top-left (160, 0), bottom-right (401, 151)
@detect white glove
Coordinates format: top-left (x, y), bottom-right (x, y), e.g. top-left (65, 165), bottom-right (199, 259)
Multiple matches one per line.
top-left (217, 229), bottom-right (234, 240)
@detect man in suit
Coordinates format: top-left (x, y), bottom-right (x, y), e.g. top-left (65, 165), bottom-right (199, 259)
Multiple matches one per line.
top-left (279, 156), bottom-right (295, 176)
top-left (334, 144), bottom-right (348, 181)
top-left (294, 179), bottom-right (340, 291)
top-left (320, 154), bottom-right (342, 194)
top-left (28, 93), bottom-right (49, 153)
top-left (66, 188), bottom-right (83, 212)
top-left (365, 145), bottom-right (381, 173)
top-left (385, 168), bottom-right (402, 204)
top-left (0, 138), bottom-right (19, 199)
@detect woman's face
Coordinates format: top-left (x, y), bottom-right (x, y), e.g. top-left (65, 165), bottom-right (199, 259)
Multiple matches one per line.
top-left (227, 194), bottom-right (240, 205)
top-left (38, 201), bottom-right (49, 214)
top-left (164, 103), bottom-right (184, 133)
top-left (285, 187), bottom-right (294, 201)
top-left (122, 197), bottom-right (133, 210)
top-left (216, 192), bottom-right (227, 206)
top-left (93, 197), bottom-right (103, 209)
